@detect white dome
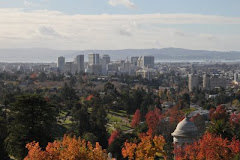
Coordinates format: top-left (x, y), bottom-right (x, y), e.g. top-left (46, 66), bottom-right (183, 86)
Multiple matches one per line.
top-left (171, 115), bottom-right (198, 138)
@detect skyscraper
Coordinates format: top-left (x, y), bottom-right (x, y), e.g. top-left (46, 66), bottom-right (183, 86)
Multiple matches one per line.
top-left (102, 54), bottom-right (111, 64)
top-left (131, 57), bottom-right (139, 66)
top-left (74, 55), bottom-right (84, 73)
top-left (57, 56), bottom-right (65, 72)
top-left (88, 53), bottom-right (99, 65)
top-left (137, 56), bottom-right (154, 68)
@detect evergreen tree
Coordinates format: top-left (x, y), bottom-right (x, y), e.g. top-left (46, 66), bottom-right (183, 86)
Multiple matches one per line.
top-left (5, 94), bottom-right (56, 159)
top-left (38, 72), bottom-right (47, 82)
top-left (71, 103), bottom-right (90, 136)
top-left (0, 107), bottom-right (9, 159)
top-left (90, 97), bottom-right (108, 148)
top-left (60, 83), bottom-right (77, 101)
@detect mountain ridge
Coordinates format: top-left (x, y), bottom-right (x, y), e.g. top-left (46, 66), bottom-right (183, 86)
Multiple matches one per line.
top-left (0, 48), bottom-right (240, 63)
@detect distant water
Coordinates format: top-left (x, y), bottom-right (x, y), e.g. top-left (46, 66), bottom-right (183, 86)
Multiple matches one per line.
top-left (156, 59), bottom-right (240, 63)
top-left (0, 57), bottom-right (54, 63)
top-left (0, 57), bottom-right (72, 63)
top-left (1, 57), bottom-right (240, 64)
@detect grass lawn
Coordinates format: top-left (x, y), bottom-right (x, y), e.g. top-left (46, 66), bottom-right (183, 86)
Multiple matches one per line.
top-left (107, 109), bottom-right (132, 134)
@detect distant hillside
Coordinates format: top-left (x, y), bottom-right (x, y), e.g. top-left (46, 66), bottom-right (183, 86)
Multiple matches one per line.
top-left (0, 48), bottom-right (240, 63)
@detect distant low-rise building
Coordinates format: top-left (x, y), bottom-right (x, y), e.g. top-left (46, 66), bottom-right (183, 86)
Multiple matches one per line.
top-left (87, 64), bottom-right (102, 75)
top-left (136, 68), bottom-right (155, 80)
top-left (64, 62), bottom-right (77, 74)
top-left (203, 74), bottom-right (228, 90)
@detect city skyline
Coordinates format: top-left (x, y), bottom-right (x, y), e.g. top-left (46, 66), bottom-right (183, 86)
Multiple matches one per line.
top-left (0, 1), bottom-right (240, 51)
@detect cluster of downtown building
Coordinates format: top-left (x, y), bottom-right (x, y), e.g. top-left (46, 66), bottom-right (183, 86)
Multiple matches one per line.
top-left (57, 53), bottom-right (155, 79)
top-left (187, 64), bottom-right (239, 92)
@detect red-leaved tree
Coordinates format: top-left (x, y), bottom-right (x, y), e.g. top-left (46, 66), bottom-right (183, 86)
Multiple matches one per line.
top-left (174, 133), bottom-right (240, 160)
top-left (145, 107), bottom-right (163, 135)
top-left (164, 106), bottom-right (184, 124)
top-left (108, 130), bottom-right (121, 145)
top-left (131, 109), bottom-right (141, 128)
top-left (230, 113), bottom-right (240, 125)
top-left (209, 105), bottom-right (229, 121)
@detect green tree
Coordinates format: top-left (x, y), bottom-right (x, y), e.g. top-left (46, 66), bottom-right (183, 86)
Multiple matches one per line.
top-left (71, 103), bottom-right (90, 136)
top-left (5, 94), bottom-right (56, 159)
top-left (90, 97), bottom-right (108, 148)
top-left (207, 119), bottom-right (233, 140)
top-left (60, 83), bottom-right (77, 101)
top-left (38, 72), bottom-right (47, 82)
top-left (0, 107), bottom-right (9, 159)
top-left (104, 82), bottom-right (115, 93)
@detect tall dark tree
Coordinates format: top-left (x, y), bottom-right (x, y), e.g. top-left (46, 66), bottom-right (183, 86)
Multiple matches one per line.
top-left (38, 72), bottom-right (47, 82)
top-left (60, 83), bottom-right (77, 101)
top-left (125, 89), bottom-right (145, 114)
top-left (90, 97), bottom-right (108, 148)
top-left (71, 103), bottom-right (90, 136)
top-left (104, 82), bottom-right (115, 93)
top-left (5, 94), bottom-right (56, 160)
top-left (0, 107), bottom-right (9, 159)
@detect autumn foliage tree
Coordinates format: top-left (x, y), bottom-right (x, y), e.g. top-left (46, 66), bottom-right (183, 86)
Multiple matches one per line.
top-left (190, 113), bottom-right (206, 136)
top-left (24, 135), bottom-right (108, 160)
top-left (164, 106), bottom-right (184, 124)
top-left (122, 133), bottom-right (167, 160)
top-left (131, 109), bottom-right (141, 128)
top-left (174, 133), bottom-right (240, 160)
top-left (230, 113), bottom-right (240, 139)
top-left (208, 105), bottom-right (233, 139)
top-left (145, 107), bottom-right (163, 135)
top-left (209, 105), bottom-right (229, 121)
top-left (108, 130), bottom-right (121, 145)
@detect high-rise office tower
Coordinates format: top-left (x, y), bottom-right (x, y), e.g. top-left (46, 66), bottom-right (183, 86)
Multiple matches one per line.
top-left (131, 57), bottom-right (139, 66)
top-left (88, 53), bottom-right (100, 65)
top-left (137, 56), bottom-right (154, 68)
top-left (102, 54), bottom-right (111, 64)
top-left (74, 55), bottom-right (84, 73)
top-left (57, 56), bottom-right (65, 72)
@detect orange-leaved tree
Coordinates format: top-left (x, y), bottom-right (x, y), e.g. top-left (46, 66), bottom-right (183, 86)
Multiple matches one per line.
top-left (174, 132), bottom-right (240, 160)
top-left (122, 133), bottom-right (167, 160)
top-left (24, 135), bottom-right (108, 160)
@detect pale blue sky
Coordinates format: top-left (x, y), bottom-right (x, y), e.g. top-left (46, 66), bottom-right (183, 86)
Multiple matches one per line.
top-left (0, 0), bottom-right (239, 16)
top-left (0, 0), bottom-right (240, 51)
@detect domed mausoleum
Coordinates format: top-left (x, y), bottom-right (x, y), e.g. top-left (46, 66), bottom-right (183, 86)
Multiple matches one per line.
top-left (171, 114), bottom-right (198, 146)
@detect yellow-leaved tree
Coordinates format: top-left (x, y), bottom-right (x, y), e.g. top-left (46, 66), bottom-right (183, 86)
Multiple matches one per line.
top-left (122, 133), bottom-right (167, 160)
top-left (24, 135), bottom-right (108, 160)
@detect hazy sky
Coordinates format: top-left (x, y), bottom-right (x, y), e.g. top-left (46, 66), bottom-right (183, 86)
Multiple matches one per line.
top-left (0, 0), bottom-right (240, 51)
